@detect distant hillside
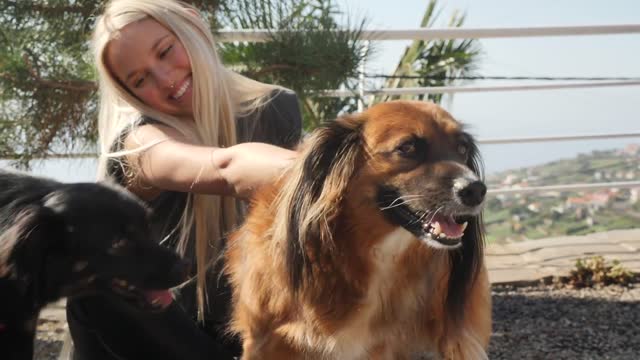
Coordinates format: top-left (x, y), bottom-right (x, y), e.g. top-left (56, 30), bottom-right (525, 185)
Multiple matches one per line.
top-left (483, 144), bottom-right (640, 243)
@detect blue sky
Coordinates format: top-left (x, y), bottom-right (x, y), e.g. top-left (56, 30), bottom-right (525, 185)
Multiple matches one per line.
top-left (7, 0), bottom-right (640, 182)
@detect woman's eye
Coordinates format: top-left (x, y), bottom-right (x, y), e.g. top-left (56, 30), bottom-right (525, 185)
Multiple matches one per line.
top-left (160, 44), bottom-right (173, 58)
top-left (134, 77), bottom-right (145, 88)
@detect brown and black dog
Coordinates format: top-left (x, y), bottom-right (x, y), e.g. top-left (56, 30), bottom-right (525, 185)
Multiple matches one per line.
top-left (0, 170), bottom-right (189, 360)
top-left (226, 100), bottom-right (491, 359)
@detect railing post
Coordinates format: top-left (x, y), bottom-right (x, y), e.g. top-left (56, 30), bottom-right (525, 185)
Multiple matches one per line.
top-left (358, 40), bottom-right (369, 112)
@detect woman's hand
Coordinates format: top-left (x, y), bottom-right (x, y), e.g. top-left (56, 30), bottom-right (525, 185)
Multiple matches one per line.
top-left (214, 142), bottom-right (297, 198)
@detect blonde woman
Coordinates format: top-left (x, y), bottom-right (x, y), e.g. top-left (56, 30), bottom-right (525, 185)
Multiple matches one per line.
top-left (66, 0), bottom-right (301, 358)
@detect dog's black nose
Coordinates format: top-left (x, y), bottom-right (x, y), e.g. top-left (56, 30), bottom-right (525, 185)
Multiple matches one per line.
top-left (458, 181), bottom-right (487, 207)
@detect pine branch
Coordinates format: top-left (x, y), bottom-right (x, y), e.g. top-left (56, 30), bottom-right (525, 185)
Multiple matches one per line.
top-left (0, 71), bottom-right (96, 92)
top-left (3, 1), bottom-right (96, 16)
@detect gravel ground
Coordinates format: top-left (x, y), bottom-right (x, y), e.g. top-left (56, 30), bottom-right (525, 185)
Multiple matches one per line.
top-left (34, 283), bottom-right (640, 360)
top-left (35, 317), bottom-right (67, 360)
top-left (489, 283), bottom-right (640, 360)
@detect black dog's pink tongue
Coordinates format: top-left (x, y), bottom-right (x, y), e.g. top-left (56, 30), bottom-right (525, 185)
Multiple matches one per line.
top-left (144, 290), bottom-right (174, 309)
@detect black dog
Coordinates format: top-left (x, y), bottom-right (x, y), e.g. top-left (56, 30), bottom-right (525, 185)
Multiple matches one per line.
top-left (0, 170), bottom-right (189, 359)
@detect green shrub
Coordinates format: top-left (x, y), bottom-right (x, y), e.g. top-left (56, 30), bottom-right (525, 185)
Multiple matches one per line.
top-left (560, 256), bottom-right (635, 288)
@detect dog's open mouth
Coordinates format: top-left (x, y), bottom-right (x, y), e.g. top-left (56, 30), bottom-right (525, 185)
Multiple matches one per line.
top-left (420, 214), bottom-right (468, 247)
top-left (378, 188), bottom-right (471, 248)
top-left (110, 279), bottom-right (174, 311)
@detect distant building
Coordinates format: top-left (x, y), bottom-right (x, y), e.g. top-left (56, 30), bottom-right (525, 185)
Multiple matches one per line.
top-left (565, 191), bottom-right (612, 211)
top-left (540, 191), bottom-right (561, 199)
top-left (502, 174), bottom-right (519, 186)
top-left (631, 188), bottom-right (640, 204)
top-left (622, 144), bottom-right (640, 156)
top-left (625, 171), bottom-right (635, 180)
top-left (585, 217), bottom-right (595, 227)
top-left (527, 202), bottom-right (541, 213)
top-left (551, 205), bottom-right (565, 215)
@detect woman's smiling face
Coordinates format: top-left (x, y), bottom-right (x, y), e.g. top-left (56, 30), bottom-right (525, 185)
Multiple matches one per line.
top-left (105, 18), bottom-right (194, 117)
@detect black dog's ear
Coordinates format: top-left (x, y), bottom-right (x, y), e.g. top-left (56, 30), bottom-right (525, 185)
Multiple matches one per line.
top-left (42, 191), bottom-right (79, 236)
top-left (271, 114), bottom-right (364, 292)
top-left (0, 205), bottom-right (66, 275)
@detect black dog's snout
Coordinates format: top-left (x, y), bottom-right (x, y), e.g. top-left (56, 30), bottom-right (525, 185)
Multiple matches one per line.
top-left (458, 181), bottom-right (487, 207)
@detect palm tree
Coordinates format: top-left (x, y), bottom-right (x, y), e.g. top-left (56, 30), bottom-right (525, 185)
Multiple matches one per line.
top-left (374, 0), bottom-right (481, 105)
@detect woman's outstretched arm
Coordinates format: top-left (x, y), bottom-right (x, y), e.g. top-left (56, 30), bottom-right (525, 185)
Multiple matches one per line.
top-left (123, 123), bottom-right (296, 200)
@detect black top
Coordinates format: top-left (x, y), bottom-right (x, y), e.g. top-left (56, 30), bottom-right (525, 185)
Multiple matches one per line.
top-left (106, 90), bottom-right (302, 323)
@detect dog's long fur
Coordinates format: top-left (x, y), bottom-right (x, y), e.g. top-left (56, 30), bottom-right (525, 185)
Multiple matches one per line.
top-left (225, 101), bottom-right (492, 359)
top-left (0, 170), bottom-right (188, 360)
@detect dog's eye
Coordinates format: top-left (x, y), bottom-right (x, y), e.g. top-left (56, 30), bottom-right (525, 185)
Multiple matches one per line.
top-left (395, 138), bottom-right (425, 158)
top-left (398, 142), bottom-right (415, 155)
top-left (457, 143), bottom-right (468, 156)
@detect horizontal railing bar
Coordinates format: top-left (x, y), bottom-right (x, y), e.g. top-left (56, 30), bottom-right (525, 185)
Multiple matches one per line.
top-left (216, 24), bottom-right (640, 42)
top-left (479, 132), bottom-right (640, 145)
top-left (489, 181), bottom-right (640, 195)
top-left (2, 131), bottom-right (640, 161)
top-left (323, 80), bottom-right (640, 97)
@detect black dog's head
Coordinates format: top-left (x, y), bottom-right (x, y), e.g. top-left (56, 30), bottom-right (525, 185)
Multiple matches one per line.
top-left (1, 180), bottom-right (188, 311)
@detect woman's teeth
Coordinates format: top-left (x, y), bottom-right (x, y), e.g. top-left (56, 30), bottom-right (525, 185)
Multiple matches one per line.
top-left (172, 78), bottom-right (190, 100)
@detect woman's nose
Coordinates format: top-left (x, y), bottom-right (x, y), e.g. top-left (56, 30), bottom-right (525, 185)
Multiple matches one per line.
top-left (153, 66), bottom-right (176, 90)
top-left (157, 74), bottom-right (175, 90)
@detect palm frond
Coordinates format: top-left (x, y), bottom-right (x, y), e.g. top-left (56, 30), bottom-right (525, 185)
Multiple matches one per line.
top-left (373, 0), bottom-right (482, 104)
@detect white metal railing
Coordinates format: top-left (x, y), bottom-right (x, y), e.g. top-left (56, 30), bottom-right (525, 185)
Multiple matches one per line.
top-left (324, 80), bottom-right (640, 97)
top-left (479, 132), bottom-right (640, 145)
top-left (489, 181), bottom-right (640, 195)
top-left (4, 132), bottom-right (638, 160)
top-left (216, 24), bottom-right (640, 42)
top-left (218, 25), bottom-right (640, 95)
top-left (3, 25), bottom-right (639, 196)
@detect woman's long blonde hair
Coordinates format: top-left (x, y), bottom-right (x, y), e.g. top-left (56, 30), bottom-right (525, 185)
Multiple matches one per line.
top-left (92, 0), bottom-right (280, 319)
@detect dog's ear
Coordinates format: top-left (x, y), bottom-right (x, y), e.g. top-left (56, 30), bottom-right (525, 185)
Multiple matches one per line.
top-left (447, 133), bottom-right (486, 326)
top-left (0, 205), bottom-right (65, 276)
top-left (272, 114), bottom-right (363, 292)
top-left (465, 134), bottom-right (484, 181)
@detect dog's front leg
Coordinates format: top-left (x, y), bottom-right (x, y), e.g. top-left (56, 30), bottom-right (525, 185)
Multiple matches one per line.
top-left (441, 267), bottom-right (492, 360)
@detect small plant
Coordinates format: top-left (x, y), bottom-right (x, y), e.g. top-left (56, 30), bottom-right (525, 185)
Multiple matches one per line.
top-left (559, 256), bottom-right (635, 288)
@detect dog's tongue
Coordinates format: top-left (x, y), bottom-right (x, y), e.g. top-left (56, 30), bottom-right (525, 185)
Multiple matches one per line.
top-left (144, 290), bottom-right (173, 309)
top-left (432, 214), bottom-right (466, 238)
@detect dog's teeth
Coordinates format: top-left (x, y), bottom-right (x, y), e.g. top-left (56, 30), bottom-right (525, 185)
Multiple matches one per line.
top-left (461, 221), bottom-right (468, 231)
top-left (438, 233), bottom-right (447, 239)
top-left (432, 222), bottom-right (441, 236)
